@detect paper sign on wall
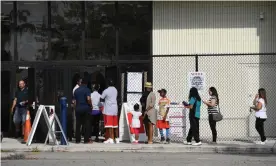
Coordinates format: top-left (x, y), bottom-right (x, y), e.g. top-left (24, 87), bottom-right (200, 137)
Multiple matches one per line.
top-left (188, 72), bottom-right (206, 91)
top-left (127, 72), bottom-right (143, 92)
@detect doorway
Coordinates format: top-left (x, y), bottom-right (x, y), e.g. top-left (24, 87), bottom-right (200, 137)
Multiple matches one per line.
top-left (1, 70), bottom-right (12, 135)
top-left (1, 66), bottom-right (36, 137)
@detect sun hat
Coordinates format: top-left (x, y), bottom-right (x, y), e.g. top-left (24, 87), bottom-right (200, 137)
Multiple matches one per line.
top-left (144, 82), bottom-right (153, 88)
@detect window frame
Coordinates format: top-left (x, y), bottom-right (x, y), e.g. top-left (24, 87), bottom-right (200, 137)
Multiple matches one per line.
top-left (3, 1), bottom-right (153, 63)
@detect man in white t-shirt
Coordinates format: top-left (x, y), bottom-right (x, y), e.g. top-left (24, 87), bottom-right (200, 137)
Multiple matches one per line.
top-left (101, 79), bottom-right (119, 144)
top-left (73, 78), bottom-right (82, 95)
top-left (72, 78), bottom-right (82, 139)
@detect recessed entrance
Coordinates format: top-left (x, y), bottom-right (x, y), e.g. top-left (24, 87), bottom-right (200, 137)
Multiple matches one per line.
top-left (1, 62), bottom-right (150, 139)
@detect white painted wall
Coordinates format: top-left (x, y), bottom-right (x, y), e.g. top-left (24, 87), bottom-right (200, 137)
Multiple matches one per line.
top-left (153, 1), bottom-right (276, 55)
top-left (152, 1), bottom-right (276, 141)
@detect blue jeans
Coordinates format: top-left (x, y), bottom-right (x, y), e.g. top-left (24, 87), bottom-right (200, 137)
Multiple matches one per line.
top-left (13, 107), bottom-right (27, 125)
top-left (159, 128), bottom-right (170, 139)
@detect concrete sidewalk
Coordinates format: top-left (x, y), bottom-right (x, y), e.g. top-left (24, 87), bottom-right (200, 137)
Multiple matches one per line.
top-left (1, 138), bottom-right (276, 155)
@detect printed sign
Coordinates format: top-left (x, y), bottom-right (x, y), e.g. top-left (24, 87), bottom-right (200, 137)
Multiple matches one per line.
top-left (127, 72), bottom-right (143, 92)
top-left (188, 72), bottom-right (206, 91)
top-left (156, 105), bottom-right (186, 141)
top-left (168, 107), bottom-right (185, 138)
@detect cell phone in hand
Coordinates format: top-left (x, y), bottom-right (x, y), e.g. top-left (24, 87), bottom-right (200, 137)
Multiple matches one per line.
top-left (182, 101), bottom-right (189, 106)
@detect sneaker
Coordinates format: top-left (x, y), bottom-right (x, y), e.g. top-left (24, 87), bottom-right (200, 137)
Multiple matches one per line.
top-left (255, 140), bottom-right (267, 145)
top-left (115, 138), bottom-right (120, 144)
top-left (192, 142), bottom-right (202, 146)
top-left (132, 140), bottom-right (139, 144)
top-left (260, 141), bottom-right (266, 145)
top-left (165, 138), bottom-right (171, 144)
top-left (104, 138), bottom-right (114, 144)
top-left (183, 141), bottom-right (192, 145)
top-left (95, 137), bottom-right (100, 142)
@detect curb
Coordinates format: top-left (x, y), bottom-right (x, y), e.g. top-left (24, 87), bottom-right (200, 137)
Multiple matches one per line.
top-left (1, 146), bottom-right (275, 155)
top-left (1, 152), bottom-right (25, 160)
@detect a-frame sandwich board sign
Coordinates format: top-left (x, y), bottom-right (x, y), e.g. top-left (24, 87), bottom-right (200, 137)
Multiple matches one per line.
top-left (26, 105), bottom-right (68, 146)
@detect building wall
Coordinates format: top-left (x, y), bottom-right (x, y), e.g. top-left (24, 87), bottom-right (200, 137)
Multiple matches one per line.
top-left (152, 1), bottom-right (276, 140)
top-left (153, 1), bottom-right (276, 55)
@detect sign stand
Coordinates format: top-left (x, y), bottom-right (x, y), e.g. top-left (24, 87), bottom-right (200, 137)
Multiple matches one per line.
top-left (44, 112), bottom-right (68, 145)
top-left (45, 105), bottom-right (56, 144)
top-left (26, 105), bottom-right (68, 146)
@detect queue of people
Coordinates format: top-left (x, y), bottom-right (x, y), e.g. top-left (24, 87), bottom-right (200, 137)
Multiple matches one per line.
top-left (139, 82), bottom-right (268, 146)
top-left (72, 77), bottom-right (119, 144)
top-left (9, 79), bottom-right (268, 146)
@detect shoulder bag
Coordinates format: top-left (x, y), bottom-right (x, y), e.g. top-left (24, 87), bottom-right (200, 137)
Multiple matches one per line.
top-left (212, 105), bottom-right (223, 122)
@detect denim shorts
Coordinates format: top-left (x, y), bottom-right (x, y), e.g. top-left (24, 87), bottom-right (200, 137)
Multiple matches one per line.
top-left (13, 107), bottom-right (27, 124)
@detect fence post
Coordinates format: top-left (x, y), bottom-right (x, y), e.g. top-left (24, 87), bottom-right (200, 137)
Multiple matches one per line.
top-left (60, 97), bottom-right (67, 145)
top-left (195, 55), bottom-right (199, 72)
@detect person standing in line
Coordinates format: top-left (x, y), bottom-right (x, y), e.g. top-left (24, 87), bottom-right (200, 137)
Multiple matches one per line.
top-left (90, 84), bottom-right (102, 142)
top-left (10, 80), bottom-right (28, 139)
top-left (73, 78), bottom-right (82, 95)
top-left (73, 77), bottom-right (92, 144)
top-left (250, 88), bottom-right (268, 145)
top-left (203, 87), bottom-right (219, 144)
top-left (101, 79), bottom-right (119, 144)
top-left (71, 77), bottom-right (82, 140)
top-left (130, 103), bottom-right (142, 144)
top-left (143, 82), bottom-right (157, 144)
top-left (156, 89), bottom-right (171, 144)
top-left (183, 87), bottom-right (202, 146)
top-left (140, 85), bottom-right (151, 138)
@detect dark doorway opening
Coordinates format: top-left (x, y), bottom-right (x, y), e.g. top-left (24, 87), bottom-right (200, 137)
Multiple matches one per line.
top-left (1, 70), bottom-right (11, 136)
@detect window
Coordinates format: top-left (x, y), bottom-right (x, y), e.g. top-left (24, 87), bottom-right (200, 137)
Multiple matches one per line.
top-left (51, 1), bottom-right (82, 60)
top-left (1, 2), bottom-right (14, 61)
top-left (17, 1), bottom-right (48, 61)
top-left (85, 2), bottom-right (116, 60)
top-left (118, 2), bottom-right (151, 59)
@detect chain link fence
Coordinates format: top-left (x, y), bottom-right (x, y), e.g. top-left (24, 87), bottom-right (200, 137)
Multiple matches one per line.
top-left (144, 54), bottom-right (276, 143)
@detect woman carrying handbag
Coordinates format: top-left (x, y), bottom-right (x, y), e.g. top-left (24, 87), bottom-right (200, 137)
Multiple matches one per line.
top-left (203, 87), bottom-right (222, 144)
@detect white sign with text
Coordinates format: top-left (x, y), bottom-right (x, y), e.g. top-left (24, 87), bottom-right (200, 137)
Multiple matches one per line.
top-left (188, 72), bottom-right (206, 91)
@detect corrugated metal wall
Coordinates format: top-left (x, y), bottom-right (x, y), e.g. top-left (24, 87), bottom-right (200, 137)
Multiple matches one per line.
top-left (152, 1), bottom-right (276, 141)
top-left (153, 1), bottom-right (276, 55)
